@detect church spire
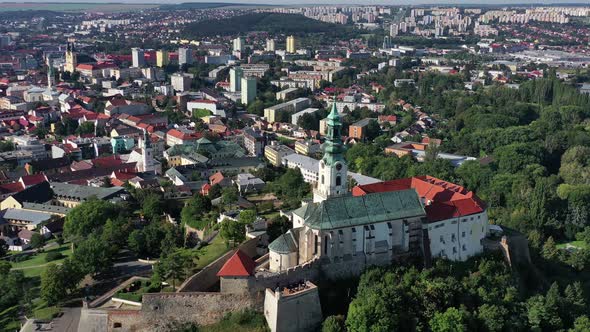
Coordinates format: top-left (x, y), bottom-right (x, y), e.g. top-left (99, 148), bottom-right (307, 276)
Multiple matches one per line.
top-left (322, 98), bottom-right (344, 166)
top-left (314, 97), bottom-right (348, 203)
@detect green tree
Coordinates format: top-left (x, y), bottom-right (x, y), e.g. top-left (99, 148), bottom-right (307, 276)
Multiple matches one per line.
top-left (0, 260), bottom-right (11, 275)
top-left (220, 218), bottom-right (245, 246)
top-left (29, 233), bottom-right (45, 250)
top-left (76, 122), bottom-right (95, 135)
top-left (64, 199), bottom-right (118, 238)
top-left (181, 194), bottom-right (212, 229)
top-left (477, 304), bottom-right (508, 332)
top-left (142, 193), bottom-right (164, 221)
top-left (155, 248), bottom-right (198, 290)
top-left (570, 316), bottom-right (590, 332)
top-left (322, 315), bottom-right (346, 332)
top-left (40, 264), bottom-right (67, 305)
top-left (542, 237), bottom-right (559, 260)
top-left (429, 307), bottom-right (467, 332)
top-left (238, 210), bottom-right (257, 224)
top-left (221, 186), bottom-right (239, 206)
top-left (72, 234), bottom-right (115, 276)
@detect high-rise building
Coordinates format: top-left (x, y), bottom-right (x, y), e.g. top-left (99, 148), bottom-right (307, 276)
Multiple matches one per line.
top-left (233, 37), bottom-right (244, 52)
top-left (46, 57), bottom-right (55, 91)
top-left (178, 47), bottom-right (192, 66)
top-left (286, 35), bottom-right (296, 53)
top-left (132, 48), bottom-right (145, 68)
top-left (265, 39), bottom-right (276, 52)
top-left (171, 73), bottom-right (192, 92)
top-left (156, 50), bottom-right (169, 67)
top-left (241, 76), bottom-right (257, 105)
top-left (64, 42), bottom-right (77, 73)
top-left (229, 67), bottom-right (243, 93)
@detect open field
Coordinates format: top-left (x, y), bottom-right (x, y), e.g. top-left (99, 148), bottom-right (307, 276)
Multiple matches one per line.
top-left (0, 2), bottom-right (158, 13)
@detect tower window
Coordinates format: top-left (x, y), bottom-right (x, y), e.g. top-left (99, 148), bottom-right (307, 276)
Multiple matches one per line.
top-left (324, 236), bottom-right (328, 255)
top-left (313, 235), bottom-right (318, 255)
top-left (321, 175), bottom-right (324, 184)
top-left (336, 176), bottom-right (341, 186)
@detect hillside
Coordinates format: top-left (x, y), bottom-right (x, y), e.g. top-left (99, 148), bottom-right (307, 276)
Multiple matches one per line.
top-left (182, 12), bottom-right (349, 38)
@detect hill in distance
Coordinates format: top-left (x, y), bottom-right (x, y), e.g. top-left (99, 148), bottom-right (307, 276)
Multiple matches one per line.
top-left (182, 12), bottom-right (347, 38)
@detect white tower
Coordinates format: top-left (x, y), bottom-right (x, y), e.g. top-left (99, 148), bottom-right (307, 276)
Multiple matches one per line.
top-left (314, 101), bottom-right (347, 203)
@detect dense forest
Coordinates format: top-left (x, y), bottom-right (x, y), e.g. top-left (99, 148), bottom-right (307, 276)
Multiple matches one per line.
top-left (182, 13), bottom-right (353, 38)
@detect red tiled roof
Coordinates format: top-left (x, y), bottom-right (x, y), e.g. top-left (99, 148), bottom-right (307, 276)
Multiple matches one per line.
top-left (20, 174), bottom-right (47, 187)
top-left (0, 181), bottom-right (24, 194)
top-left (209, 171), bottom-right (224, 186)
top-left (217, 250), bottom-right (256, 277)
top-left (352, 175), bottom-right (485, 222)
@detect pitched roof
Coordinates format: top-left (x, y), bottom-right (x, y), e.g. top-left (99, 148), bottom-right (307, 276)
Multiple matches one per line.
top-left (217, 249), bottom-right (256, 277)
top-left (294, 190), bottom-right (425, 231)
top-left (352, 175), bottom-right (486, 222)
top-left (20, 173), bottom-right (49, 186)
top-left (9, 181), bottom-right (52, 204)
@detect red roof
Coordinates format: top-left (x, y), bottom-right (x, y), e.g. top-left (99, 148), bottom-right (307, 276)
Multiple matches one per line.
top-left (20, 174), bottom-right (47, 187)
top-left (352, 175), bottom-right (486, 223)
top-left (217, 250), bottom-right (256, 277)
top-left (209, 171), bottom-right (225, 186)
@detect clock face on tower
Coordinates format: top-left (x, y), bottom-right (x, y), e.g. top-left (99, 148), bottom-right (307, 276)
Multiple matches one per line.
top-left (336, 163), bottom-right (342, 171)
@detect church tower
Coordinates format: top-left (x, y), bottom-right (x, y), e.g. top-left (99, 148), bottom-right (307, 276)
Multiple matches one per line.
top-left (314, 100), bottom-right (347, 203)
top-left (140, 129), bottom-right (154, 173)
top-left (65, 42), bottom-right (77, 73)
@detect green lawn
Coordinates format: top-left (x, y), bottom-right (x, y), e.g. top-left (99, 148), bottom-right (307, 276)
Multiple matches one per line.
top-left (192, 108), bottom-right (212, 118)
top-left (9, 244), bottom-right (73, 277)
top-left (195, 235), bottom-right (231, 269)
top-left (557, 241), bottom-right (588, 250)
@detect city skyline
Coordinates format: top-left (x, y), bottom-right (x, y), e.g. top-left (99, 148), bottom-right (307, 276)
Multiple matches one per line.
top-left (3, 0), bottom-right (590, 5)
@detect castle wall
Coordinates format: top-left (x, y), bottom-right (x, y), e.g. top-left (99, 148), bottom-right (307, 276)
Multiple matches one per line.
top-left (177, 237), bottom-right (259, 292)
top-left (140, 292), bottom-right (263, 330)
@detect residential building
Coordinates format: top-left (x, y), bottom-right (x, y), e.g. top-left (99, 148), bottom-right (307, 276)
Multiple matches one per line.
top-left (349, 118), bottom-right (376, 140)
top-left (241, 76), bottom-right (257, 105)
top-left (178, 47), bottom-right (192, 66)
top-left (132, 48), bottom-right (145, 68)
top-left (230, 67), bottom-right (243, 92)
top-left (234, 173), bottom-right (265, 194)
top-left (243, 127), bottom-right (265, 157)
top-left (286, 35), bottom-right (296, 53)
top-left (264, 142), bottom-right (295, 167)
top-left (156, 50), bottom-right (169, 67)
top-left (291, 108), bottom-right (318, 125)
top-left (264, 98), bottom-right (310, 123)
top-left (282, 153), bottom-right (319, 184)
top-left (171, 73), bottom-right (192, 92)
top-left (265, 38), bottom-right (276, 52)
top-left (233, 37), bottom-right (245, 52)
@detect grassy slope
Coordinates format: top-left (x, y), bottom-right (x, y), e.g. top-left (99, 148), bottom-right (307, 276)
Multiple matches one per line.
top-left (10, 244), bottom-right (73, 277)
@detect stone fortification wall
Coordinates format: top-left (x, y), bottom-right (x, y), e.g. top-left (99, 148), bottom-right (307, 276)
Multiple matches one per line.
top-left (140, 292), bottom-right (262, 330)
top-left (177, 237), bottom-right (259, 292)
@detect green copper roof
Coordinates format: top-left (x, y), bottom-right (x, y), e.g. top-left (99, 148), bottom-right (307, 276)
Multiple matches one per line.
top-left (322, 99), bottom-right (344, 166)
top-left (294, 190), bottom-right (426, 231)
top-left (268, 229), bottom-right (299, 254)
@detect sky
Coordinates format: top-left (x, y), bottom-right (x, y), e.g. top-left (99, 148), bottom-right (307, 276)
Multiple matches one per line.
top-left (2, 0), bottom-right (590, 4)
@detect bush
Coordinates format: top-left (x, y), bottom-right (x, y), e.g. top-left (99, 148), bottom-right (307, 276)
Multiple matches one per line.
top-left (45, 251), bottom-right (64, 262)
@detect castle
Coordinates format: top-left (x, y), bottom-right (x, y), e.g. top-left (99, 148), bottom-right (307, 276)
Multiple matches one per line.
top-left (266, 102), bottom-right (489, 274)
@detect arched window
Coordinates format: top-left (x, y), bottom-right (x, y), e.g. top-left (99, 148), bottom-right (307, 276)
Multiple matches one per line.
top-left (321, 175), bottom-right (325, 184)
top-left (324, 235), bottom-right (329, 255)
top-left (336, 175), bottom-right (341, 186)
